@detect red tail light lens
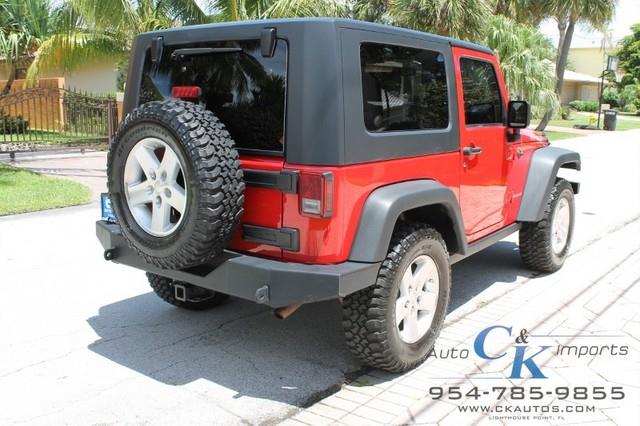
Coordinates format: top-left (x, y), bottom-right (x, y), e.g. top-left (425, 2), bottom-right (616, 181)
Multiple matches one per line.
top-left (299, 172), bottom-right (333, 218)
top-left (171, 86), bottom-right (201, 100)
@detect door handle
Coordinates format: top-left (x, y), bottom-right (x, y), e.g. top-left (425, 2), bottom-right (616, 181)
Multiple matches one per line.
top-left (463, 146), bottom-right (483, 156)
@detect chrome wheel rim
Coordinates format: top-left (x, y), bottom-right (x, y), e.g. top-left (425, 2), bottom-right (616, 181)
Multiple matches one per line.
top-left (551, 197), bottom-right (571, 255)
top-left (395, 254), bottom-right (440, 344)
top-left (123, 137), bottom-right (187, 237)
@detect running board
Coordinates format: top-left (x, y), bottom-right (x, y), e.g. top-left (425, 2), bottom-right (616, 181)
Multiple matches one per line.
top-left (450, 223), bottom-right (520, 264)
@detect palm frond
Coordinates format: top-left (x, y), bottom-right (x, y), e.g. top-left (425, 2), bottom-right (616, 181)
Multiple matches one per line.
top-left (263, 0), bottom-right (349, 19)
top-left (387, 0), bottom-right (491, 40)
top-left (27, 31), bottom-right (127, 80)
top-left (485, 15), bottom-right (559, 116)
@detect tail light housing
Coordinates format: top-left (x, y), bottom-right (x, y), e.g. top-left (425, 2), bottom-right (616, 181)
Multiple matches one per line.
top-left (299, 172), bottom-right (333, 218)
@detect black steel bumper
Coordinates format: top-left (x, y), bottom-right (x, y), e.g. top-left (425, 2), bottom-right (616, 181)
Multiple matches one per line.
top-left (96, 221), bottom-right (380, 308)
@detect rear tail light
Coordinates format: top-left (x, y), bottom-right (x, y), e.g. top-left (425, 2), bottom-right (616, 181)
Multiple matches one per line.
top-left (299, 172), bottom-right (333, 218)
top-left (171, 86), bottom-right (201, 100)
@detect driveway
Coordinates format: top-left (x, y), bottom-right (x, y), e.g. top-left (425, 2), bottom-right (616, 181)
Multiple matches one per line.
top-left (0, 131), bottom-right (638, 425)
top-left (3, 151), bottom-right (108, 201)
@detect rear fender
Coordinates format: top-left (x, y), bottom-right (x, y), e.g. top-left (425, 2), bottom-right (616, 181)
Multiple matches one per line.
top-left (349, 180), bottom-right (467, 263)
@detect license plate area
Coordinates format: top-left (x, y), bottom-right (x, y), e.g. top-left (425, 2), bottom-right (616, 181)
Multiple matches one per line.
top-left (101, 193), bottom-right (116, 223)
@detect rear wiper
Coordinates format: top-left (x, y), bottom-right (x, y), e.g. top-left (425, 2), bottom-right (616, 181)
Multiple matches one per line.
top-left (171, 47), bottom-right (242, 60)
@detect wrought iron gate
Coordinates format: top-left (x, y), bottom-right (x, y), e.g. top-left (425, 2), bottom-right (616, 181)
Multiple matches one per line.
top-left (0, 86), bottom-right (117, 146)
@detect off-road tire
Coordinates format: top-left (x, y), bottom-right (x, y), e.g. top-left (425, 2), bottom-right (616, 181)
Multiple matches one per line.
top-left (108, 100), bottom-right (244, 269)
top-left (342, 223), bottom-right (451, 372)
top-left (519, 179), bottom-right (575, 272)
top-left (147, 273), bottom-right (229, 310)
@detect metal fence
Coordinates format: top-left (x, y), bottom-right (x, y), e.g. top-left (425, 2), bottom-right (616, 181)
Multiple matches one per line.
top-left (0, 86), bottom-right (117, 147)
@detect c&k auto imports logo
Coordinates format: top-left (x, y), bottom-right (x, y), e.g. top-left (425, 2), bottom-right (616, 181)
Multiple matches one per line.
top-left (418, 325), bottom-right (630, 423)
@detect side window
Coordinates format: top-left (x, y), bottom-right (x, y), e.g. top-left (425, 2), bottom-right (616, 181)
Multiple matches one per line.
top-left (360, 43), bottom-right (449, 132)
top-left (460, 58), bottom-right (503, 125)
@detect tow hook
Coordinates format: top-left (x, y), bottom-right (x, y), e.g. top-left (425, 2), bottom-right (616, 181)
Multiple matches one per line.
top-left (103, 249), bottom-right (117, 261)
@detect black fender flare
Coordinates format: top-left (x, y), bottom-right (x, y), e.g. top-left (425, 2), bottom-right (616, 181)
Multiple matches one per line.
top-left (517, 146), bottom-right (581, 223)
top-left (349, 180), bottom-right (467, 263)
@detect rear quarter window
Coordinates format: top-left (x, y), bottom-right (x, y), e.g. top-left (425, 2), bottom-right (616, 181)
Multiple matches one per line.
top-left (360, 42), bottom-right (449, 132)
top-left (139, 39), bottom-right (287, 153)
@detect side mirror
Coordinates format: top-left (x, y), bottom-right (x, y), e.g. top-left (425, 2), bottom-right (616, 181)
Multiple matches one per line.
top-left (507, 100), bottom-right (530, 129)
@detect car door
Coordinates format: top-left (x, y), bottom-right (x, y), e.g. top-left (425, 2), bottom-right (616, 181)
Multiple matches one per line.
top-left (453, 47), bottom-right (510, 240)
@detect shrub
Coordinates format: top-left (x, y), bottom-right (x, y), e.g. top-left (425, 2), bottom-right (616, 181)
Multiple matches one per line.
top-left (622, 103), bottom-right (638, 113)
top-left (618, 84), bottom-right (639, 110)
top-left (602, 86), bottom-right (619, 107)
top-left (0, 111), bottom-right (30, 134)
top-left (560, 105), bottom-right (572, 120)
top-left (568, 100), bottom-right (599, 112)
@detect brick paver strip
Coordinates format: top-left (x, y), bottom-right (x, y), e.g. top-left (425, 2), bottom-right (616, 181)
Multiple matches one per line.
top-left (292, 218), bottom-right (640, 425)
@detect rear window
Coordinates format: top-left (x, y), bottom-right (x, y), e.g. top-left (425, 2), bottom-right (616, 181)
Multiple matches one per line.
top-left (139, 39), bottom-right (287, 153)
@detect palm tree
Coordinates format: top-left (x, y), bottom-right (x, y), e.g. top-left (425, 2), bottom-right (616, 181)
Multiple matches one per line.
top-left (26, 0), bottom-right (209, 87)
top-left (0, 0), bottom-right (62, 95)
top-left (211, 0), bottom-right (490, 40)
top-left (530, 0), bottom-right (616, 130)
top-left (485, 15), bottom-right (559, 117)
top-left (385, 0), bottom-right (491, 40)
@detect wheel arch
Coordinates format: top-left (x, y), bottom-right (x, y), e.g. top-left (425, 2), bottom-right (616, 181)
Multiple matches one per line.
top-left (517, 146), bottom-right (581, 223)
top-left (349, 180), bottom-right (467, 263)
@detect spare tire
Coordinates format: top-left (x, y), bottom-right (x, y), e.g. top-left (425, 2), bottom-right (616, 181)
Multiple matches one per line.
top-left (107, 100), bottom-right (244, 269)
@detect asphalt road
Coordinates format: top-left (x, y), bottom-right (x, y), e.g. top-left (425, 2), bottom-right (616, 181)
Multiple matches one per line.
top-left (0, 131), bottom-right (638, 425)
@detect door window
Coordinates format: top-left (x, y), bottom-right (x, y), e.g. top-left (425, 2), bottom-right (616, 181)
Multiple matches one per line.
top-left (460, 58), bottom-right (503, 125)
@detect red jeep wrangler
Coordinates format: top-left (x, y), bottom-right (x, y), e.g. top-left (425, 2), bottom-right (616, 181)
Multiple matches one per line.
top-left (98, 19), bottom-right (580, 372)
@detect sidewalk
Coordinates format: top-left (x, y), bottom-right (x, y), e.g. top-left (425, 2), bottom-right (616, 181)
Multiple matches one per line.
top-left (541, 125), bottom-right (603, 135)
top-left (288, 218), bottom-right (640, 426)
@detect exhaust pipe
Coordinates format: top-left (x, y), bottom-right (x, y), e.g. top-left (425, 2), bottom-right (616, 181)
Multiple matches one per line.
top-left (274, 303), bottom-right (302, 320)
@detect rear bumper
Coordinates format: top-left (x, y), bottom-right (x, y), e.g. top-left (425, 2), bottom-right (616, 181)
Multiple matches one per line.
top-left (96, 221), bottom-right (380, 308)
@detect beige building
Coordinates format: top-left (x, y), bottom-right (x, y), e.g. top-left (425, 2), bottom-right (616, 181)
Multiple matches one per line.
top-left (0, 60), bottom-right (118, 95)
top-left (567, 46), bottom-right (617, 78)
top-left (560, 45), bottom-right (618, 105)
top-left (560, 70), bottom-right (601, 104)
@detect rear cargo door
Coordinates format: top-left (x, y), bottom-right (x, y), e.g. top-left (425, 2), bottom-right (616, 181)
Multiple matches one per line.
top-left (137, 37), bottom-right (290, 258)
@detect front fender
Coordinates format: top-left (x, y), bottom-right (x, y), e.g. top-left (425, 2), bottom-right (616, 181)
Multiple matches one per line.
top-left (517, 146), bottom-right (581, 222)
top-left (349, 180), bottom-right (467, 263)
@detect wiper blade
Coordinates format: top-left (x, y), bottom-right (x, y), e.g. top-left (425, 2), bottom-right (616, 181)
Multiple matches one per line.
top-left (171, 47), bottom-right (242, 60)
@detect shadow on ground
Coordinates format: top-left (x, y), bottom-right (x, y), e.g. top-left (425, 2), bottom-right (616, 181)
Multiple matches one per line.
top-left (87, 240), bottom-right (532, 406)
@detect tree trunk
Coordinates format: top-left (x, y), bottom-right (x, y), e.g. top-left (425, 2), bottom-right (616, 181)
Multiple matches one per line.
top-left (0, 61), bottom-right (17, 97)
top-left (554, 20), bottom-right (575, 98)
top-left (536, 19), bottom-right (576, 131)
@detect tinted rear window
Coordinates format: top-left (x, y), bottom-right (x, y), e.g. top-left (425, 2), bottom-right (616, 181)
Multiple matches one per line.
top-left (140, 39), bottom-right (287, 152)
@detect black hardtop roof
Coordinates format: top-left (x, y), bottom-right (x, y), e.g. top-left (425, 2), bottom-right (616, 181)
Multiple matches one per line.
top-left (142, 17), bottom-right (494, 56)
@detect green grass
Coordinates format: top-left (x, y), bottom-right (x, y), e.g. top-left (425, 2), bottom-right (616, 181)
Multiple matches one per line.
top-left (543, 130), bottom-right (579, 141)
top-left (0, 130), bottom-right (107, 145)
top-left (0, 163), bottom-right (91, 215)
top-left (539, 113), bottom-right (640, 131)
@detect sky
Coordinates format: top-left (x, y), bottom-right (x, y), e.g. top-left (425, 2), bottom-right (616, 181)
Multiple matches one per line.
top-left (539, 0), bottom-right (640, 48)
